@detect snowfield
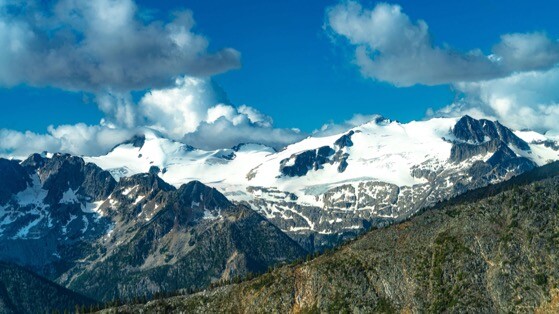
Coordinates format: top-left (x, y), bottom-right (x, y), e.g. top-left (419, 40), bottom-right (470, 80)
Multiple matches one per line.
top-left (85, 117), bottom-right (559, 207)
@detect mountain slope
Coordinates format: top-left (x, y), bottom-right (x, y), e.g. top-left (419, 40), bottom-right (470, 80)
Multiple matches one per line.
top-left (0, 153), bottom-right (116, 278)
top-left (109, 161), bottom-right (559, 313)
top-left (0, 262), bottom-right (96, 314)
top-left (85, 115), bottom-right (559, 251)
top-left (0, 155), bottom-right (307, 302)
top-left (62, 179), bottom-right (306, 301)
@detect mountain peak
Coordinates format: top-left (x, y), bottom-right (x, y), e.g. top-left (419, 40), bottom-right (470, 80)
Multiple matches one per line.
top-left (452, 115), bottom-right (530, 150)
top-left (119, 134), bottom-right (146, 149)
top-left (175, 180), bottom-right (232, 210)
top-left (21, 153), bottom-right (47, 171)
top-left (118, 172), bottom-right (174, 193)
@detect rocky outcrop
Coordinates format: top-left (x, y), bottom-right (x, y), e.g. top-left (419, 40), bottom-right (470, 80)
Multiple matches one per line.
top-left (452, 115), bottom-right (530, 150)
top-left (334, 130), bottom-right (354, 148)
top-left (279, 131), bottom-right (356, 178)
top-left (0, 159), bottom-right (30, 205)
top-left (450, 139), bottom-right (536, 178)
top-left (280, 146), bottom-right (335, 177)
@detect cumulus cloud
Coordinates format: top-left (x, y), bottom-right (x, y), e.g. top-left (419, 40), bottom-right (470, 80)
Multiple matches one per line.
top-left (326, 1), bottom-right (559, 86)
top-left (0, 0), bottom-right (303, 158)
top-left (0, 0), bottom-right (240, 92)
top-left (0, 0), bottom-right (302, 159)
top-left (138, 77), bottom-right (305, 149)
top-left (431, 67), bottom-right (559, 136)
top-left (0, 77), bottom-right (306, 157)
top-left (137, 77), bottom-right (229, 137)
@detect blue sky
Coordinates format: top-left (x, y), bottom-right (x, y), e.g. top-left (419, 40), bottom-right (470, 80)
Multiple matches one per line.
top-left (1, 0), bottom-right (559, 156)
top-left (0, 0), bottom-right (557, 133)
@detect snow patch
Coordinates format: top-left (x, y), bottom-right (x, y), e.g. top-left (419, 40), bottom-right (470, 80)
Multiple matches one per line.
top-left (16, 175), bottom-right (48, 207)
top-left (60, 187), bottom-right (79, 204)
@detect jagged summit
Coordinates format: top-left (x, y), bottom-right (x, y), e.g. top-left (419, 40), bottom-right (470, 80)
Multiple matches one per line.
top-left (175, 180), bottom-right (232, 210)
top-left (118, 172), bottom-right (174, 193)
top-left (0, 154), bottom-right (307, 301)
top-left (452, 115), bottom-right (530, 150)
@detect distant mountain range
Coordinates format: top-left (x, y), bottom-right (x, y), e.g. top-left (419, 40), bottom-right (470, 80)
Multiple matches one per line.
top-left (0, 115), bottom-right (558, 306)
top-left (84, 115), bottom-right (557, 250)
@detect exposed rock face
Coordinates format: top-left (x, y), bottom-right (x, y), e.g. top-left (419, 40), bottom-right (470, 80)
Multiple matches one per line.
top-left (279, 131), bottom-right (357, 178)
top-left (109, 162), bottom-right (559, 313)
top-left (0, 156), bottom-right (307, 302)
top-left (280, 146), bottom-right (335, 177)
top-left (0, 159), bottom-right (30, 205)
top-left (334, 130), bottom-right (354, 148)
top-left (452, 115), bottom-right (530, 150)
top-left (117, 134), bottom-right (146, 149)
top-left (450, 139), bottom-right (502, 162)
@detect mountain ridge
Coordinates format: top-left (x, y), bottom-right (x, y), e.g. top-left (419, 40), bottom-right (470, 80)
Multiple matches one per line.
top-left (104, 160), bottom-right (559, 313)
top-left (0, 155), bottom-right (307, 301)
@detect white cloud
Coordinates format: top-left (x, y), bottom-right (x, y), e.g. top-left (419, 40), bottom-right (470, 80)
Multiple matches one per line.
top-left (138, 77), bottom-right (229, 137)
top-left (326, 1), bottom-right (559, 86)
top-left (431, 67), bottom-right (559, 135)
top-left (0, 77), bottom-right (306, 157)
top-left (138, 77), bottom-right (305, 149)
top-left (182, 118), bottom-right (303, 150)
top-left (0, 124), bottom-right (135, 159)
top-left (0, 0), bottom-right (240, 92)
top-left (96, 92), bottom-right (138, 128)
top-left (315, 113), bottom-right (385, 136)
top-left (493, 33), bottom-right (559, 72)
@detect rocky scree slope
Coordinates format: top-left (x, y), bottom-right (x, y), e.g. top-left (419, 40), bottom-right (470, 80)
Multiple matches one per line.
top-left (107, 161), bottom-right (559, 313)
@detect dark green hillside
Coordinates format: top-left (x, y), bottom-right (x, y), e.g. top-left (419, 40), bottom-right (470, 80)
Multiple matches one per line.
top-left (0, 262), bottom-right (96, 314)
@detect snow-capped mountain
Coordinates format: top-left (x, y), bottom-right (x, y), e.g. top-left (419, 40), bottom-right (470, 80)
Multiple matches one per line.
top-left (1, 114), bottom-right (558, 299)
top-left (83, 115), bottom-right (559, 250)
